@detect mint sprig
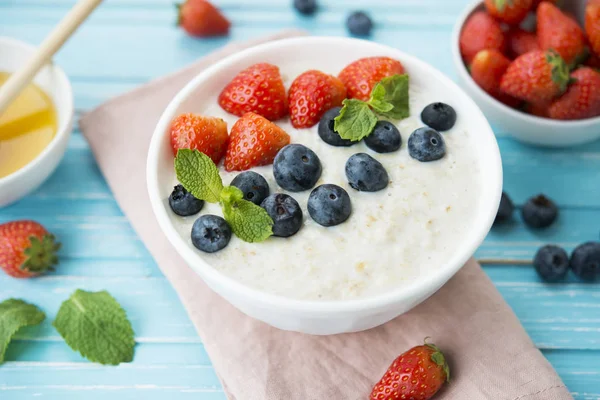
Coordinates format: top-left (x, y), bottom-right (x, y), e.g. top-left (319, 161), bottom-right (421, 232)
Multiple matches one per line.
top-left (175, 149), bottom-right (223, 203)
top-left (0, 299), bottom-right (45, 363)
top-left (53, 290), bottom-right (135, 366)
top-left (334, 74), bottom-right (410, 142)
top-left (174, 150), bottom-right (274, 243)
top-left (221, 186), bottom-right (273, 243)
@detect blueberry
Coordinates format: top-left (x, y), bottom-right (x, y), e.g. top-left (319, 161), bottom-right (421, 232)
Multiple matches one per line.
top-left (191, 215), bottom-right (232, 253)
top-left (293, 0), bottom-right (317, 15)
top-left (522, 194), bottom-right (558, 229)
top-left (230, 171), bottom-right (269, 206)
top-left (407, 127), bottom-right (446, 162)
top-left (494, 191), bottom-right (514, 225)
top-left (421, 102), bottom-right (457, 132)
top-left (533, 245), bottom-right (569, 282)
top-left (318, 107), bottom-right (356, 147)
top-left (274, 144), bottom-right (322, 192)
top-left (347, 11), bottom-right (373, 36)
top-left (308, 184), bottom-right (352, 227)
top-left (570, 242), bottom-right (600, 282)
top-left (169, 184), bottom-right (204, 216)
top-left (345, 153), bottom-right (389, 192)
top-left (365, 121), bottom-right (401, 153)
top-left (261, 194), bottom-right (303, 237)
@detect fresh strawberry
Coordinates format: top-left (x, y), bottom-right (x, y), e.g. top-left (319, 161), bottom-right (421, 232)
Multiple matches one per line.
top-left (0, 221), bottom-right (60, 278)
top-left (548, 67), bottom-right (600, 119)
top-left (338, 57), bottom-right (405, 101)
top-left (484, 0), bottom-right (533, 25)
top-left (288, 70), bottom-right (347, 128)
top-left (537, 1), bottom-right (587, 65)
top-left (507, 28), bottom-right (540, 58)
top-left (177, 0), bottom-right (230, 37)
top-left (471, 49), bottom-right (512, 93)
top-left (459, 11), bottom-right (507, 64)
top-left (500, 50), bottom-right (571, 102)
top-left (370, 341), bottom-right (449, 400)
top-left (170, 113), bottom-right (229, 164)
top-left (224, 112), bottom-right (290, 171)
top-left (586, 3), bottom-right (600, 57)
top-left (218, 63), bottom-right (288, 121)
top-left (471, 49), bottom-right (522, 107)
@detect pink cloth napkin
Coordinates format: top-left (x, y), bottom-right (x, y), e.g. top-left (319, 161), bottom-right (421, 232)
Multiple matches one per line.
top-left (79, 31), bottom-right (572, 400)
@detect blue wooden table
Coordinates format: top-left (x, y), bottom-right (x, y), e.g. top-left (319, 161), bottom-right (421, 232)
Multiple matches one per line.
top-left (0, 0), bottom-right (599, 399)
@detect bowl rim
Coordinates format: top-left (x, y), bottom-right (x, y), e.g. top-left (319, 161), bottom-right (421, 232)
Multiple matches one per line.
top-left (0, 36), bottom-right (74, 186)
top-left (451, 0), bottom-right (600, 128)
top-left (147, 36), bottom-right (503, 315)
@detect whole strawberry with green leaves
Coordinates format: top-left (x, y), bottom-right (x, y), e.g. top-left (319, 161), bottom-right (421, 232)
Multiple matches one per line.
top-left (0, 220), bottom-right (60, 278)
top-left (500, 50), bottom-right (571, 103)
top-left (370, 340), bottom-right (449, 400)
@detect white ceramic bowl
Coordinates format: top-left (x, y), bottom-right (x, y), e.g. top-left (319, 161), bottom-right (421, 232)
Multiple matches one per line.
top-left (0, 37), bottom-right (74, 207)
top-left (147, 37), bottom-right (502, 335)
top-left (451, 0), bottom-right (600, 147)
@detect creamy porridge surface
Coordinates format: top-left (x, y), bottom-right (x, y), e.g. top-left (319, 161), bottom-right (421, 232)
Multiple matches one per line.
top-left (169, 75), bottom-right (483, 301)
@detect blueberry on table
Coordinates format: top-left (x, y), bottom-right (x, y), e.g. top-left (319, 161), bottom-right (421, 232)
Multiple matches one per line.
top-left (347, 11), bottom-right (373, 36)
top-left (533, 245), bottom-right (569, 282)
top-left (318, 107), bottom-right (356, 147)
top-left (408, 127), bottom-right (446, 162)
top-left (345, 153), bottom-right (389, 192)
top-left (230, 171), bottom-right (270, 206)
top-left (494, 191), bottom-right (514, 225)
top-left (191, 215), bottom-right (232, 253)
top-left (522, 194), bottom-right (558, 229)
top-left (261, 194), bottom-right (303, 237)
top-left (274, 144), bottom-right (322, 192)
top-left (421, 103), bottom-right (457, 132)
top-left (169, 184), bottom-right (204, 216)
top-left (365, 121), bottom-right (401, 153)
top-left (293, 0), bottom-right (317, 15)
top-left (308, 184), bottom-right (352, 227)
top-left (570, 242), bottom-right (600, 282)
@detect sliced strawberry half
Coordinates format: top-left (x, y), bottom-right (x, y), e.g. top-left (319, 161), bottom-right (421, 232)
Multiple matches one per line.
top-left (338, 56), bottom-right (405, 101)
top-left (224, 112), bottom-right (290, 172)
top-left (288, 70), bottom-right (347, 129)
top-left (218, 63), bottom-right (288, 121)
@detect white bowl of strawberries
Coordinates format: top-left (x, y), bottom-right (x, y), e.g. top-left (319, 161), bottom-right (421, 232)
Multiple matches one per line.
top-left (452, 0), bottom-right (600, 147)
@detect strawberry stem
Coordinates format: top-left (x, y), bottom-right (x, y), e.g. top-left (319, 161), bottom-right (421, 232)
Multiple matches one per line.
top-left (546, 50), bottom-right (571, 94)
top-left (175, 2), bottom-right (183, 26)
top-left (21, 234), bottom-right (61, 274)
top-left (425, 341), bottom-right (450, 382)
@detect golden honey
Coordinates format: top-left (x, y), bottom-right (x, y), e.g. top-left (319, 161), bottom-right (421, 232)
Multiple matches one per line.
top-left (0, 72), bottom-right (58, 178)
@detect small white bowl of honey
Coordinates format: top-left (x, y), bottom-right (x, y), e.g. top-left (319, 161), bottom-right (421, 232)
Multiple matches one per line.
top-left (0, 36), bottom-right (73, 207)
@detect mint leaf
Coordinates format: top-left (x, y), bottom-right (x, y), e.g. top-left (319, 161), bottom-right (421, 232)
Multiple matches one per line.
top-left (334, 99), bottom-right (378, 142)
top-left (0, 299), bottom-right (45, 363)
top-left (371, 74), bottom-right (410, 119)
top-left (221, 186), bottom-right (273, 243)
top-left (175, 149), bottom-right (223, 203)
top-left (220, 185), bottom-right (244, 205)
top-left (368, 83), bottom-right (394, 114)
top-left (53, 290), bottom-right (135, 366)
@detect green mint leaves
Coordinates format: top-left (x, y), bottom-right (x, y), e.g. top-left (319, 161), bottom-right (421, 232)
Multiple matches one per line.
top-left (0, 299), bottom-right (45, 363)
top-left (175, 150), bottom-right (274, 243)
top-left (53, 290), bottom-right (135, 366)
top-left (175, 149), bottom-right (224, 203)
top-left (0, 291), bottom-right (134, 366)
top-left (372, 75), bottom-right (411, 119)
top-left (221, 186), bottom-right (273, 243)
top-left (335, 99), bottom-right (379, 142)
top-left (334, 74), bottom-right (410, 142)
